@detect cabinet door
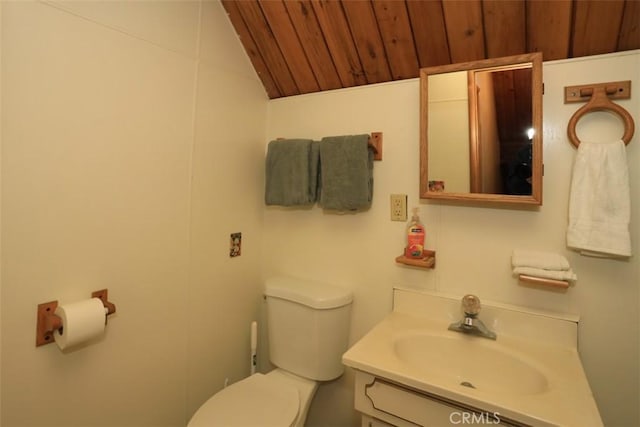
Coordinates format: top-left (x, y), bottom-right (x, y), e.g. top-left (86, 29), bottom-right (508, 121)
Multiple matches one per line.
top-left (354, 371), bottom-right (522, 426)
top-left (361, 414), bottom-right (395, 427)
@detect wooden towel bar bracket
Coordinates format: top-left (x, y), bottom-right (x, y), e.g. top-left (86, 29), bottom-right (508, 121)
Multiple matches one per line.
top-left (565, 80), bottom-right (634, 147)
top-left (92, 289), bottom-right (117, 316)
top-left (35, 301), bottom-right (62, 346)
top-left (565, 81), bottom-right (631, 103)
top-left (369, 132), bottom-right (383, 161)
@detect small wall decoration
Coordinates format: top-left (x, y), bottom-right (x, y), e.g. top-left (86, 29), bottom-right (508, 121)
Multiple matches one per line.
top-left (230, 232), bottom-right (242, 257)
top-left (428, 180), bottom-right (445, 192)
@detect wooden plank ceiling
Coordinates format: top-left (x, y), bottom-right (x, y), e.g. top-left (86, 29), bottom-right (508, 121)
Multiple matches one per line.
top-left (221, 0), bottom-right (640, 99)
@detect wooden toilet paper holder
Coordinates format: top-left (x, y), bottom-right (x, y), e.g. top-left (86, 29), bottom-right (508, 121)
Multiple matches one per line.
top-left (36, 289), bottom-right (116, 347)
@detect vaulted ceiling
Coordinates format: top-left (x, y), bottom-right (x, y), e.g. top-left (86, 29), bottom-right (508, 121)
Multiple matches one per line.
top-left (221, 0), bottom-right (640, 99)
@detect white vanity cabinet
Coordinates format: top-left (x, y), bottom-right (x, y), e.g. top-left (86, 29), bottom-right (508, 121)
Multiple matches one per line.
top-left (342, 288), bottom-right (602, 427)
top-left (361, 414), bottom-right (395, 427)
top-left (354, 371), bottom-right (518, 427)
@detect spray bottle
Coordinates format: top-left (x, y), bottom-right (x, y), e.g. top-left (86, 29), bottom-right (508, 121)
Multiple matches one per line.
top-left (405, 207), bottom-right (425, 259)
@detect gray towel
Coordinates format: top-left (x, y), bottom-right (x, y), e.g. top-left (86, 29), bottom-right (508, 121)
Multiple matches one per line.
top-left (265, 139), bottom-right (319, 206)
top-left (319, 134), bottom-right (373, 211)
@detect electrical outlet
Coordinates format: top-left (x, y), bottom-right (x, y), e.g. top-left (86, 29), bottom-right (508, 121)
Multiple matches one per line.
top-left (230, 232), bottom-right (241, 257)
top-left (390, 194), bottom-right (407, 221)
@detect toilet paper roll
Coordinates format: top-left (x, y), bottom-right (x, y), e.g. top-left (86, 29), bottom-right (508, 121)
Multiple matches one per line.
top-left (54, 298), bottom-right (106, 350)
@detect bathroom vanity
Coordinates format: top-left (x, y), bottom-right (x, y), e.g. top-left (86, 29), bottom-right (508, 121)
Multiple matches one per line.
top-left (342, 288), bottom-right (602, 427)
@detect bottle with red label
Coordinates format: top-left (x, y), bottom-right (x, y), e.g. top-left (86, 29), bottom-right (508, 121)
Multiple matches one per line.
top-left (405, 207), bottom-right (425, 259)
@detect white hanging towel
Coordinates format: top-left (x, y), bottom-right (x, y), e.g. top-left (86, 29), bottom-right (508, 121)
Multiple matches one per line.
top-left (567, 140), bottom-right (631, 257)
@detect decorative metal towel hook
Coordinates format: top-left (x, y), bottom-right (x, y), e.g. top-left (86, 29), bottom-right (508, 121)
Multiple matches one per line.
top-left (565, 80), bottom-right (634, 148)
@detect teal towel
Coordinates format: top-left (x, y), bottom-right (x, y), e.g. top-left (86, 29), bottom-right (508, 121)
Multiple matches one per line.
top-left (319, 134), bottom-right (373, 211)
top-left (265, 139), bottom-right (319, 206)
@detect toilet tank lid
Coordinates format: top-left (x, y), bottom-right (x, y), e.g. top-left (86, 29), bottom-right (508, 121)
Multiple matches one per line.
top-left (265, 276), bottom-right (353, 309)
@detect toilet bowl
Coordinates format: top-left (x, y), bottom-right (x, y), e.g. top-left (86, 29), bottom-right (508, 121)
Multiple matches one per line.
top-left (187, 276), bottom-right (352, 427)
top-left (187, 370), bottom-right (317, 427)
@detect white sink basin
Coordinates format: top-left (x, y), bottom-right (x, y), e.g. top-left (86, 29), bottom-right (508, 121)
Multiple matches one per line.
top-left (342, 288), bottom-right (603, 426)
top-left (393, 332), bottom-right (549, 395)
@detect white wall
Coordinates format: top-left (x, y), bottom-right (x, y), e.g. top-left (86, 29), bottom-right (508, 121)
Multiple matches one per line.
top-left (2, 3), bottom-right (638, 426)
top-left (186, 0), bottom-right (267, 417)
top-left (0, 2), bottom-right (3, 422)
top-left (428, 71), bottom-right (470, 193)
top-left (264, 51), bottom-right (639, 427)
top-left (1, 1), bottom-right (267, 426)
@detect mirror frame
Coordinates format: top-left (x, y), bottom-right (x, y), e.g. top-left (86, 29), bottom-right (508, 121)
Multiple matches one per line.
top-left (420, 52), bottom-right (543, 205)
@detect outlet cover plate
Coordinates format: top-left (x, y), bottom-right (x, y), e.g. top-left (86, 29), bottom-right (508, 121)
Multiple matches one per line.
top-left (230, 232), bottom-right (241, 257)
top-left (390, 194), bottom-right (407, 221)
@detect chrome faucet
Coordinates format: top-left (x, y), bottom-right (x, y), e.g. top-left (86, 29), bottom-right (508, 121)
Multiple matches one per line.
top-left (448, 294), bottom-right (497, 340)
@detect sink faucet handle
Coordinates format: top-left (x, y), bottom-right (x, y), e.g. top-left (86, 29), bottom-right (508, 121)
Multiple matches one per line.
top-left (461, 294), bottom-right (481, 316)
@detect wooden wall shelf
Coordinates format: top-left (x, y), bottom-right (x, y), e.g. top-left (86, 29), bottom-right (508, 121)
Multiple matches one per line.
top-left (395, 250), bottom-right (436, 269)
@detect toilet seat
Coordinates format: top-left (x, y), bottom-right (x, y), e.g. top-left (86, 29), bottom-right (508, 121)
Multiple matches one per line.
top-left (187, 373), bottom-right (299, 427)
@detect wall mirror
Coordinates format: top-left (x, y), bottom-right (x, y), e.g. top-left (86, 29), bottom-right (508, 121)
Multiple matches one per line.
top-left (420, 52), bottom-right (543, 205)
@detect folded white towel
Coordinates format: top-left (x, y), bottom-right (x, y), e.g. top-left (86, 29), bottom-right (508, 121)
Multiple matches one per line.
top-left (511, 250), bottom-right (570, 271)
top-left (566, 140), bottom-right (631, 257)
top-left (513, 267), bottom-right (577, 282)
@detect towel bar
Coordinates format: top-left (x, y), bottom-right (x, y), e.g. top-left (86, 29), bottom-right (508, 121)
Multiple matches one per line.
top-left (565, 80), bottom-right (634, 147)
top-left (277, 132), bottom-right (383, 160)
top-left (518, 274), bottom-right (569, 289)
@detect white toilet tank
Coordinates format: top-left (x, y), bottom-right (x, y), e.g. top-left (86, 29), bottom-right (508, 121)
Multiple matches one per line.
top-left (265, 276), bottom-right (353, 381)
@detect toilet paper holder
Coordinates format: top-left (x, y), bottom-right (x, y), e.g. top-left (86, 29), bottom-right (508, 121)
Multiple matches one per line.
top-left (36, 289), bottom-right (116, 347)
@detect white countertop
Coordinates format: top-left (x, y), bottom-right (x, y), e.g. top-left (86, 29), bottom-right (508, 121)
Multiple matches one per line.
top-left (342, 288), bottom-right (602, 426)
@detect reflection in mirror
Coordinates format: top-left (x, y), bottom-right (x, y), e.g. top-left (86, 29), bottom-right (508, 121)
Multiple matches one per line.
top-left (420, 53), bottom-right (543, 205)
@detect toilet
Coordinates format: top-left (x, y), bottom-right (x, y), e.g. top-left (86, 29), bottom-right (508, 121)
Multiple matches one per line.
top-left (188, 276), bottom-right (353, 427)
